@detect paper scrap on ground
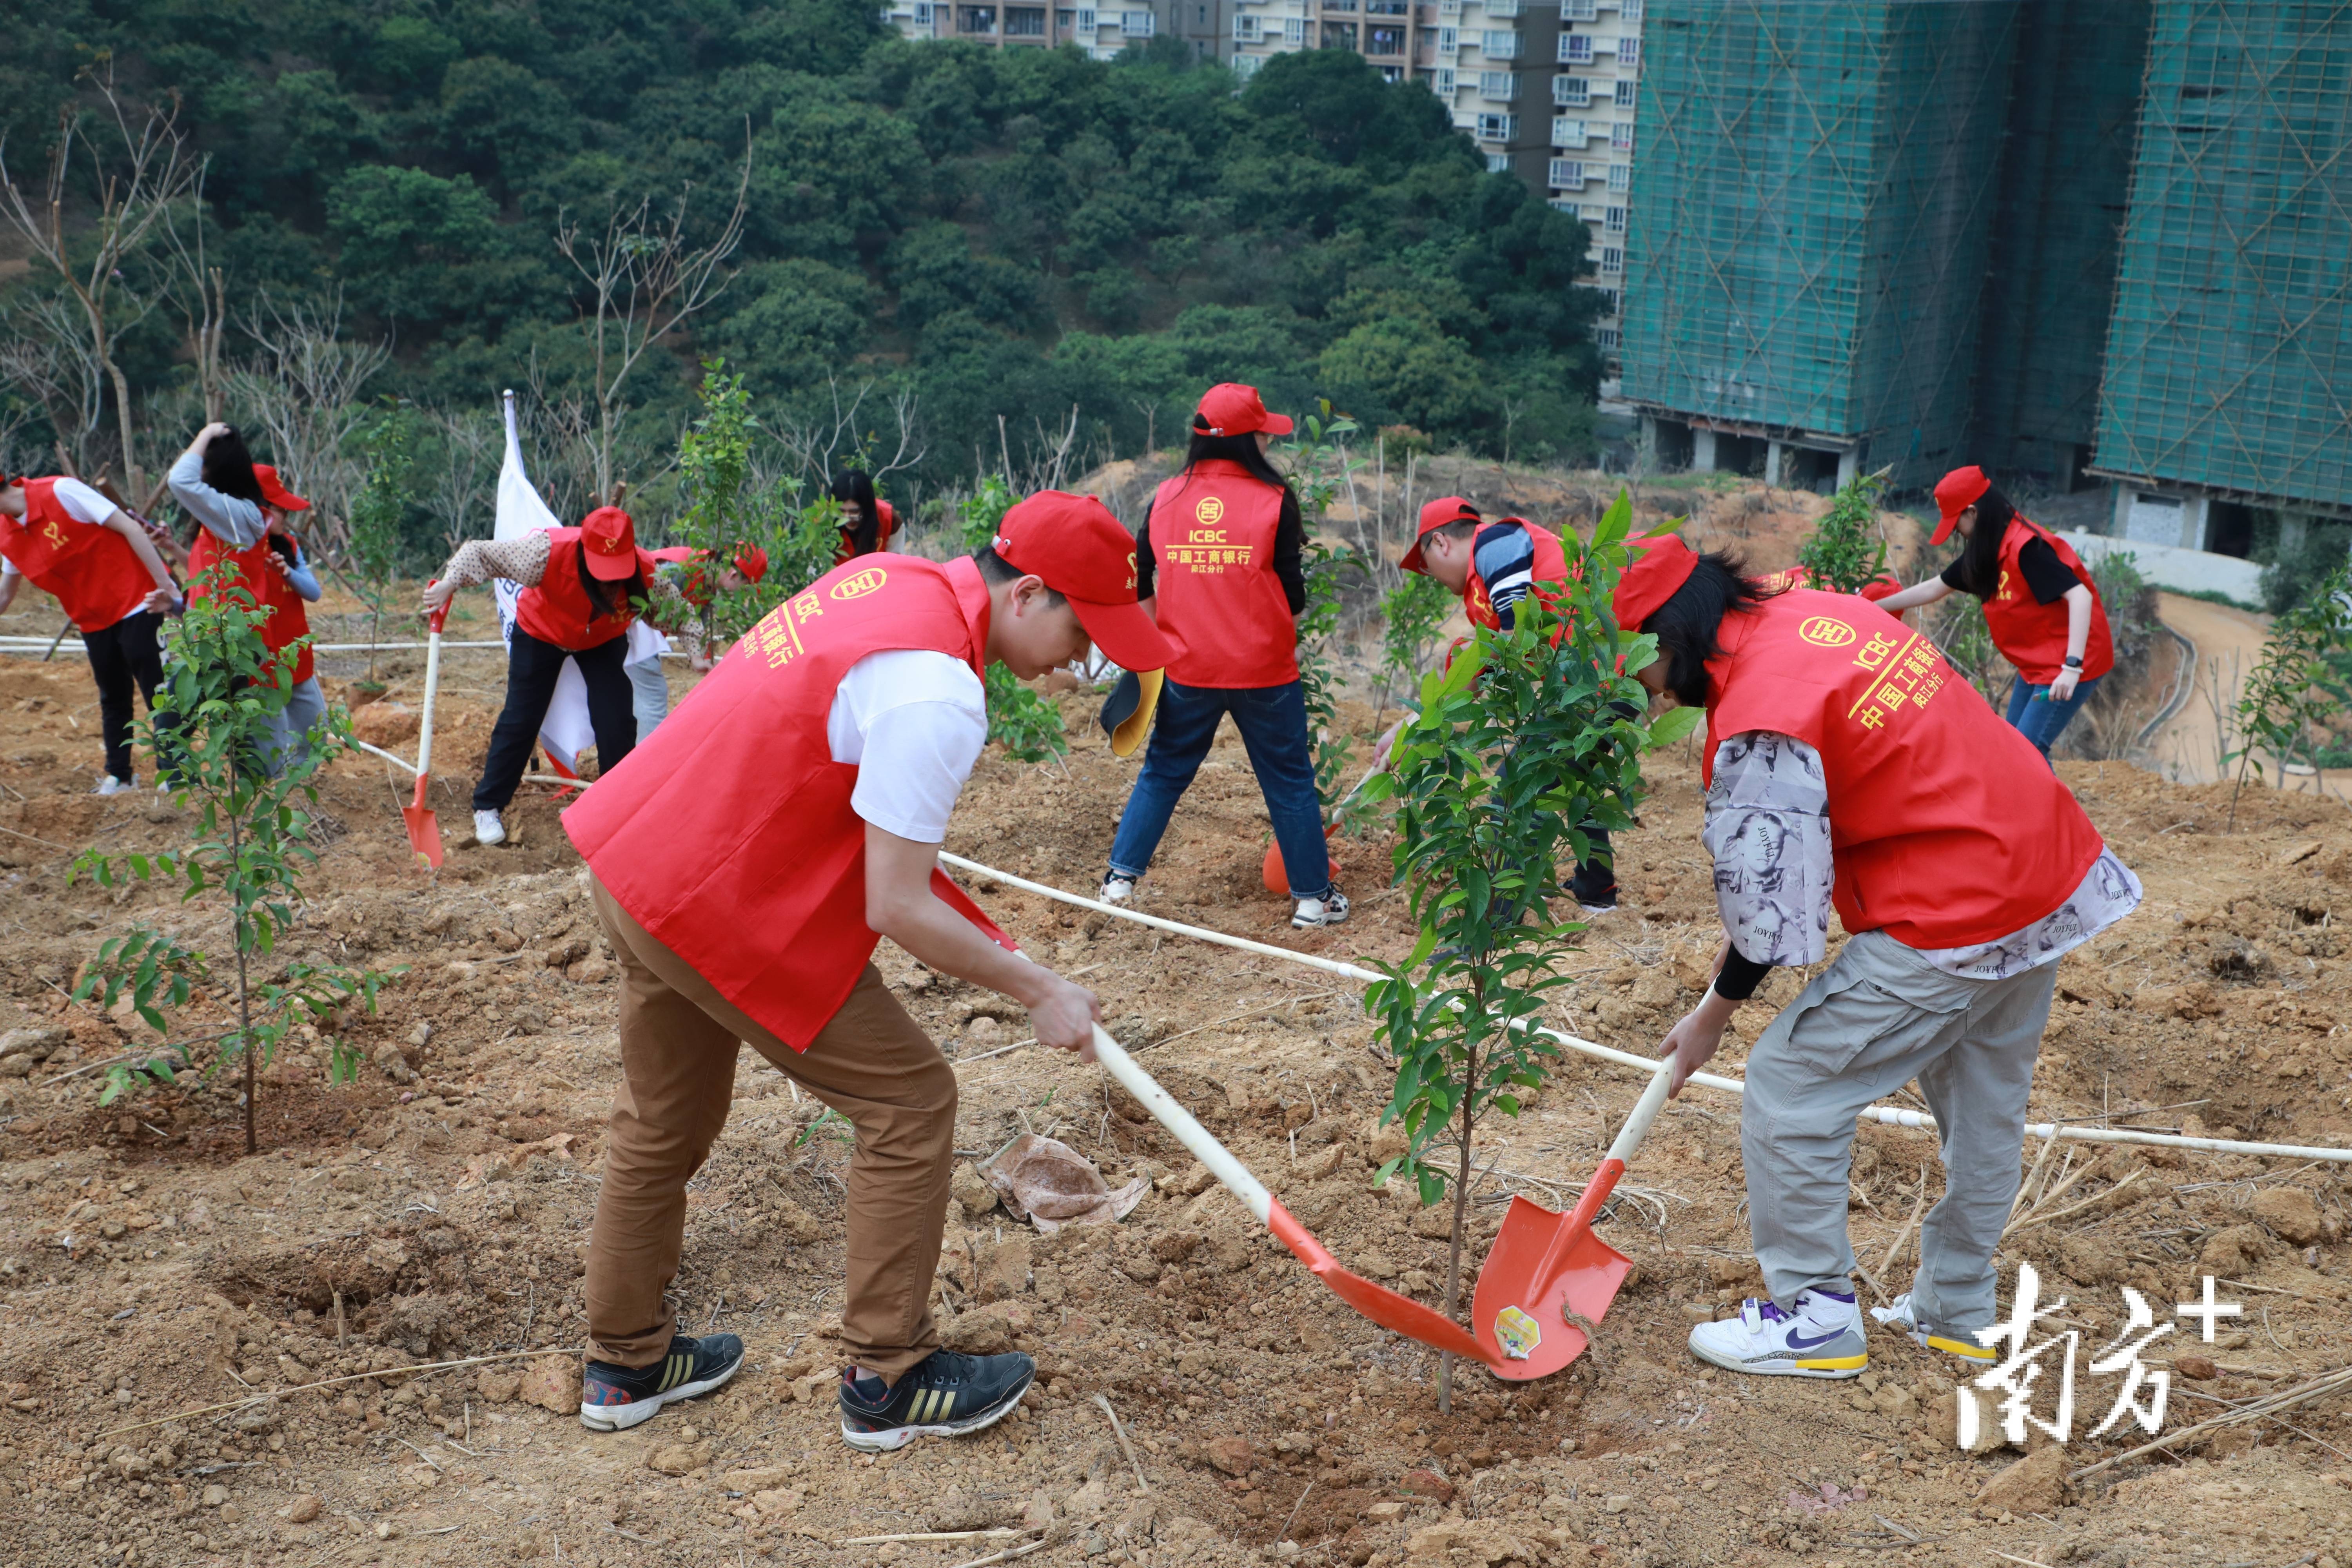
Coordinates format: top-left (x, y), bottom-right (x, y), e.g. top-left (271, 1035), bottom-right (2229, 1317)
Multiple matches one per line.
top-left (982, 1134), bottom-right (1148, 1232)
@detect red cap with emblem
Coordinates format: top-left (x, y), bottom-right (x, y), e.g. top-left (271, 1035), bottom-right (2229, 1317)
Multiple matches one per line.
top-left (253, 465), bottom-right (310, 513)
top-left (580, 506), bottom-right (640, 580)
top-left (1612, 534), bottom-right (1700, 632)
top-left (990, 490), bottom-right (1176, 673)
top-left (1193, 382), bottom-right (1294, 439)
top-left (1931, 466), bottom-right (1993, 546)
top-left (1400, 495), bottom-right (1483, 575)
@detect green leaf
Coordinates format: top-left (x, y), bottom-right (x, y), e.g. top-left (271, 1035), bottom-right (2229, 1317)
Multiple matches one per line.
top-left (1647, 704), bottom-right (1705, 749)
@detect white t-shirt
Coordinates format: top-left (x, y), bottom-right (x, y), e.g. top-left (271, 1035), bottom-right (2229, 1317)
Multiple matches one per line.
top-left (828, 648), bottom-right (988, 844)
top-left (1, 477), bottom-right (118, 580)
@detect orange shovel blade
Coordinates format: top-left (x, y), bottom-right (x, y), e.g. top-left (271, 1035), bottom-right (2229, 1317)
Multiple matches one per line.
top-left (1470, 1194), bottom-right (1634, 1380)
top-left (402, 775), bottom-right (443, 869)
top-left (1270, 1201), bottom-right (1500, 1367)
top-left (1260, 824), bottom-right (1342, 897)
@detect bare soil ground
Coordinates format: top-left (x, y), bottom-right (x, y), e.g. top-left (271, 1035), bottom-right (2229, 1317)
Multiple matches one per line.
top-left (4, 505), bottom-right (2352, 1568)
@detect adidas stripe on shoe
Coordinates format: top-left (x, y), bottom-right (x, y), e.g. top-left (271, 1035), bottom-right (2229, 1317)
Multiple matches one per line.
top-left (579, 1333), bottom-right (746, 1432)
top-left (838, 1348), bottom-right (1034, 1453)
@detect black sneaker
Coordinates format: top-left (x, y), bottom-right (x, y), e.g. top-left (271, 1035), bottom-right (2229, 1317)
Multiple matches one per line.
top-left (837, 1348), bottom-right (1034, 1452)
top-left (579, 1333), bottom-right (745, 1432)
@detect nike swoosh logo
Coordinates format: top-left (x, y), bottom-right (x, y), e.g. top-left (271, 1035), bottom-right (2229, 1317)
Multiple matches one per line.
top-left (1785, 1328), bottom-right (1846, 1349)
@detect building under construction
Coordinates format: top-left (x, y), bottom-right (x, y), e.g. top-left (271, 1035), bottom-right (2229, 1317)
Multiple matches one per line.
top-left (1622, 0), bottom-right (2352, 550)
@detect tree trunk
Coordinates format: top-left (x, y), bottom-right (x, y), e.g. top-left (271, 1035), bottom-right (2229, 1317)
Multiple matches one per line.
top-left (98, 329), bottom-right (142, 501)
top-left (231, 809), bottom-right (256, 1155)
top-left (1437, 1013), bottom-right (1480, 1416)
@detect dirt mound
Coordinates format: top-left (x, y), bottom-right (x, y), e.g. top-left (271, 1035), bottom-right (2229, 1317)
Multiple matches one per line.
top-left (2, 582), bottom-right (2350, 1568)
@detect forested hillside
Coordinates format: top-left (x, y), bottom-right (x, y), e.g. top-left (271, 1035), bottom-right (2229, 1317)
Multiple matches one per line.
top-left (2, 0), bottom-right (1601, 540)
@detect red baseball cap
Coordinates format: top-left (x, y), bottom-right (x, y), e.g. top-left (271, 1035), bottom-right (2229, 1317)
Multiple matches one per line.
top-left (1931, 466), bottom-right (1993, 546)
top-left (732, 544), bottom-right (769, 584)
top-left (579, 506), bottom-right (640, 581)
top-left (1612, 534), bottom-right (1700, 632)
top-left (1400, 495), bottom-right (1483, 575)
top-left (990, 490), bottom-right (1176, 672)
top-left (1194, 383), bottom-right (1294, 438)
top-left (253, 465), bottom-right (310, 513)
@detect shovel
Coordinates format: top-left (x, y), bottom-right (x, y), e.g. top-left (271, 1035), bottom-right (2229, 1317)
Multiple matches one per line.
top-left (401, 595), bottom-right (449, 868)
top-left (1471, 1053), bottom-right (1677, 1380)
top-left (1087, 1023), bottom-right (1501, 1369)
top-left (1261, 721), bottom-right (1406, 897)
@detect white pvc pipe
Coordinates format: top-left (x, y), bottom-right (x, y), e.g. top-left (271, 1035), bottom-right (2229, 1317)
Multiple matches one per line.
top-left (1089, 1024), bottom-right (1271, 1224)
top-left (943, 853), bottom-right (2352, 1166)
top-left (351, 739), bottom-right (418, 774)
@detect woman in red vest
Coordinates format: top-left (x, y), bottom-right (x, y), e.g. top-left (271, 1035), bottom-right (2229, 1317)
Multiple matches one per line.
top-left (1872, 466), bottom-right (2114, 761)
top-left (1609, 536), bottom-right (2140, 1385)
top-left (0, 473), bottom-right (182, 793)
top-left (423, 506), bottom-right (683, 848)
top-left (1400, 495), bottom-right (1622, 911)
top-left (562, 493), bottom-right (1171, 1447)
top-left (1102, 383), bottom-right (1345, 929)
top-left (831, 471), bottom-right (896, 565)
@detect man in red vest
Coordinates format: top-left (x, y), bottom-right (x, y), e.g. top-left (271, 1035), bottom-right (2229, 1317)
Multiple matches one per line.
top-left (562, 492), bottom-right (1172, 1449)
top-left (1400, 495), bottom-right (1623, 911)
top-left (0, 473), bottom-right (183, 793)
top-left (1610, 536), bottom-right (2140, 1383)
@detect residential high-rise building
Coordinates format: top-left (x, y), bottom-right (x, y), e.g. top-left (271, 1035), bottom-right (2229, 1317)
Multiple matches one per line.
top-left (880, 0), bottom-right (1152, 58)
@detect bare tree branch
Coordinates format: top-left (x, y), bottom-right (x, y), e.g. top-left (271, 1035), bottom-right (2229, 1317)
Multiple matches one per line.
top-left (225, 292), bottom-right (389, 560)
top-left (0, 291), bottom-right (115, 476)
top-left (0, 70), bottom-right (202, 496)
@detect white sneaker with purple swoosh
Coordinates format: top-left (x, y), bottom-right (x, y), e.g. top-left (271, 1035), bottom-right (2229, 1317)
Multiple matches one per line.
top-left (1687, 1288), bottom-right (1869, 1379)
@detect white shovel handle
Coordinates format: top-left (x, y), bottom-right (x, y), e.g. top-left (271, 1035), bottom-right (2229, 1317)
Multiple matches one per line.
top-left (1088, 1024), bottom-right (1271, 1225)
top-left (414, 621), bottom-right (445, 778)
top-left (1606, 1054), bottom-right (1677, 1164)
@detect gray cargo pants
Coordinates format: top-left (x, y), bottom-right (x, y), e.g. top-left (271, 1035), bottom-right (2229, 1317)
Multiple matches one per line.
top-left (1742, 929), bottom-right (2056, 1337)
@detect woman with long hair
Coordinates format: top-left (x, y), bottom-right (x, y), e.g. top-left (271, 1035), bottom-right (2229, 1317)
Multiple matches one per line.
top-left (423, 506), bottom-right (688, 847)
top-left (831, 471), bottom-right (896, 564)
top-left (1872, 467), bottom-right (2113, 760)
top-left (1604, 535), bottom-right (2139, 1392)
top-left (168, 425), bottom-right (327, 774)
top-left (1099, 383), bottom-right (1344, 929)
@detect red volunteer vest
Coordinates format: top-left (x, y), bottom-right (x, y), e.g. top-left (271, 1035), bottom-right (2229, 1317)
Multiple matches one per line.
top-left (1983, 518), bottom-right (2113, 685)
top-left (515, 528), bottom-right (650, 652)
top-left (0, 479), bottom-right (152, 633)
top-left (1463, 520), bottom-right (1574, 637)
top-left (564, 554), bottom-right (1018, 1049)
top-left (1704, 588), bottom-right (2105, 951)
top-left (260, 547), bottom-right (316, 685)
top-left (833, 503), bottom-right (896, 567)
top-left (649, 544), bottom-right (715, 609)
top-left (1147, 460), bottom-right (1297, 688)
top-left (190, 527), bottom-right (310, 682)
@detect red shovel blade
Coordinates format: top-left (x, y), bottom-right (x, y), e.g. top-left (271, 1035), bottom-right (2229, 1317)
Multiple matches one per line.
top-left (1470, 1194), bottom-right (1634, 1380)
top-left (1269, 1201), bottom-right (1500, 1367)
top-left (1261, 824), bottom-right (1341, 897)
top-left (402, 774), bottom-right (443, 869)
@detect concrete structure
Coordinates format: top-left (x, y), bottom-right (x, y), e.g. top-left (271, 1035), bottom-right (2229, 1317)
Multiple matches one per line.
top-left (880, 0), bottom-right (1153, 58)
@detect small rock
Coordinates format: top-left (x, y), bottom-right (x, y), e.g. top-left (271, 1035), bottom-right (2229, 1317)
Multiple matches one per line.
top-left (975, 1235), bottom-right (1033, 1303)
top-left (0, 1027), bottom-right (64, 1060)
top-left (2175, 1354), bottom-right (2218, 1380)
top-left (1354, 1249), bottom-right (1399, 1281)
top-left (201, 1484), bottom-right (227, 1508)
top-left (647, 1440), bottom-right (712, 1477)
top-left (1365, 1499), bottom-right (1408, 1524)
top-left (1400, 1468), bottom-right (1457, 1503)
top-left (2250, 1186), bottom-right (2325, 1245)
top-left (517, 1356), bottom-right (578, 1414)
top-left (283, 1494), bottom-right (321, 1523)
top-left (475, 1370), bottom-right (520, 1404)
top-left (1206, 1436), bottom-right (1254, 1477)
top-left (722, 1466), bottom-right (793, 1492)
top-left (768, 1194), bottom-right (826, 1244)
top-left (751, 1488), bottom-right (801, 1515)
top-left (950, 1161), bottom-right (999, 1218)
top-left (1975, 1443), bottom-right (2068, 1515)
top-left (2199, 1223), bottom-right (2271, 1276)
top-left (943, 1305), bottom-right (1014, 1356)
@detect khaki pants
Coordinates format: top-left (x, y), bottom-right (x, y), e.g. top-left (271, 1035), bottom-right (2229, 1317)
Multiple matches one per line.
top-left (586, 874), bottom-right (955, 1382)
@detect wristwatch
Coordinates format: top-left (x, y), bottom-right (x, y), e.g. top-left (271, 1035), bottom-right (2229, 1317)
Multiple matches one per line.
top-left (2062, 655), bottom-right (2085, 669)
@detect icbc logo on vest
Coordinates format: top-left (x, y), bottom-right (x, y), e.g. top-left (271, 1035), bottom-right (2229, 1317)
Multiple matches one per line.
top-left (1797, 616), bottom-right (1858, 648)
top-left (1194, 497), bottom-right (1224, 525)
top-left (830, 567), bottom-right (888, 601)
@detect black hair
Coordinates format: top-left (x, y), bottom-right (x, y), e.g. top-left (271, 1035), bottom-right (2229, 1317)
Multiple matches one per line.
top-left (1644, 549), bottom-right (1780, 709)
top-left (201, 427), bottom-right (266, 507)
top-left (1181, 426), bottom-right (1296, 499)
top-left (832, 470), bottom-right (880, 557)
top-left (971, 544), bottom-right (1067, 606)
top-left (1432, 519), bottom-right (1481, 547)
top-left (266, 532), bottom-right (299, 567)
top-left (575, 545), bottom-right (645, 621)
top-left (1949, 484), bottom-right (2018, 599)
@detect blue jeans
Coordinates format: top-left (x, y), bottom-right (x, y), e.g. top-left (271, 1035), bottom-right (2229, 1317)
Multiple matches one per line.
top-left (2004, 672), bottom-right (2100, 763)
top-left (1107, 679), bottom-right (1333, 899)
